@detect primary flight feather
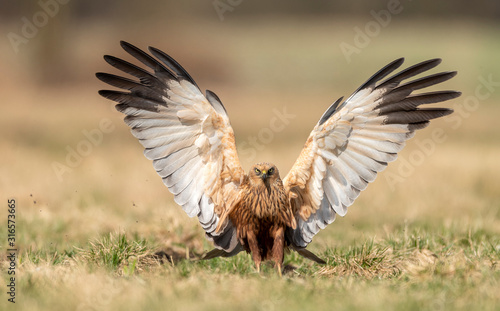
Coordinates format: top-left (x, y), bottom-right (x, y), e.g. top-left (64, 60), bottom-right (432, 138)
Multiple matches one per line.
top-left (97, 41), bottom-right (460, 275)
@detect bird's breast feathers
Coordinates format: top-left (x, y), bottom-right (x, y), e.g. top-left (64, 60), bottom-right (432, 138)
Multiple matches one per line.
top-left (232, 181), bottom-right (296, 230)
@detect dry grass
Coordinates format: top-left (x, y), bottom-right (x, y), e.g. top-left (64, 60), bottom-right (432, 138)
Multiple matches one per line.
top-left (1, 15), bottom-right (500, 311)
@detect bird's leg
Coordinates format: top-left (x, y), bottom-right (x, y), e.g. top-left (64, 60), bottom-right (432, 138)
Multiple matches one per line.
top-left (271, 226), bottom-right (285, 277)
top-left (247, 230), bottom-right (262, 273)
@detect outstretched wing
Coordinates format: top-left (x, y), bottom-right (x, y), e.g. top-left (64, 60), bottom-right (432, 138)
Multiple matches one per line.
top-left (97, 41), bottom-right (245, 253)
top-left (284, 58), bottom-right (460, 248)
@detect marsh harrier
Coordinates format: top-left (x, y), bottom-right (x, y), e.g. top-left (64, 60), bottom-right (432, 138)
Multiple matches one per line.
top-left (97, 41), bottom-right (459, 275)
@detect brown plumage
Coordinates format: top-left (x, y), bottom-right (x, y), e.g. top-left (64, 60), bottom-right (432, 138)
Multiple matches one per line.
top-left (97, 41), bottom-right (460, 275)
top-left (226, 163), bottom-right (296, 273)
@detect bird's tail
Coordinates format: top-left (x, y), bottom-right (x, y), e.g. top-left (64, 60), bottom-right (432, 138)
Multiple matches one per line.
top-left (201, 248), bottom-right (229, 260)
top-left (201, 245), bottom-right (244, 260)
top-left (290, 245), bottom-right (326, 264)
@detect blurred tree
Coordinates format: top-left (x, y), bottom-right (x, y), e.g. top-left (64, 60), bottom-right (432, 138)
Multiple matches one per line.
top-left (2, 0), bottom-right (498, 85)
top-left (2, 0), bottom-right (500, 21)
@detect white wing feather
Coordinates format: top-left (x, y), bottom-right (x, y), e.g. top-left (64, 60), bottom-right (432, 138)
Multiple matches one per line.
top-left (97, 41), bottom-right (245, 252)
top-left (284, 58), bottom-right (460, 247)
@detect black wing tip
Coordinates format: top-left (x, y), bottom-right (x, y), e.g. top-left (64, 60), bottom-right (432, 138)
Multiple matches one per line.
top-left (120, 41), bottom-right (151, 60)
top-left (119, 40), bottom-right (131, 48)
top-left (422, 58), bottom-right (442, 66)
top-left (395, 70), bottom-right (459, 93)
top-left (97, 89), bottom-right (133, 101)
top-left (95, 72), bottom-right (110, 86)
top-left (107, 41), bottom-right (200, 90)
top-left (432, 58), bottom-right (442, 64)
top-left (120, 40), bottom-right (145, 54)
top-left (440, 108), bottom-right (454, 116)
top-left (206, 89), bottom-right (222, 103)
top-left (408, 108), bottom-right (454, 127)
top-left (393, 57), bottom-right (405, 66)
top-left (95, 71), bottom-right (129, 82)
top-left (98, 89), bottom-right (122, 98)
top-left (422, 90), bottom-right (461, 99)
top-left (441, 90), bottom-right (461, 99)
top-left (98, 89), bottom-right (115, 100)
top-left (120, 40), bottom-right (141, 54)
top-left (439, 70), bottom-right (458, 79)
top-left (97, 89), bottom-right (108, 96)
top-left (147, 46), bottom-right (181, 71)
top-left (385, 57), bottom-right (405, 72)
top-left (147, 45), bottom-right (162, 55)
top-left (95, 72), bottom-right (112, 82)
top-left (318, 96), bottom-right (344, 126)
top-left (95, 72), bottom-right (126, 87)
top-left (206, 89), bottom-right (228, 116)
top-left (352, 57), bottom-right (406, 95)
top-left (149, 46), bottom-right (201, 90)
top-left (433, 70), bottom-right (459, 82)
top-left (147, 45), bottom-right (173, 63)
top-left (414, 58), bottom-right (442, 71)
top-left (385, 108), bottom-right (455, 125)
top-left (103, 54), bottom-right (122, 65)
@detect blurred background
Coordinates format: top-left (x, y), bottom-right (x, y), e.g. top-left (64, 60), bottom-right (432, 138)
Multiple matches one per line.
top-left (1, 0), bottom-right (499, 251)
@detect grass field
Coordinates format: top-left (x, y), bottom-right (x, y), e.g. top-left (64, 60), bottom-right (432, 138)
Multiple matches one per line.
top-left (1, 15), bottom-right (500, 311)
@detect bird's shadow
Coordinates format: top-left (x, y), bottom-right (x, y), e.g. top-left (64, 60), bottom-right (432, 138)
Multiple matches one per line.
top-left (149, 248), bottom-right (299, 276)
top-left (149, 248), bottom-right (199, 265)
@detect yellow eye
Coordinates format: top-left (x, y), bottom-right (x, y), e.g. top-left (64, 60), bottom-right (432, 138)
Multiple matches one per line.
top-left (268, 168), bottom-right (274, 174)
top-left (254, 168), bottom-right (261, 175)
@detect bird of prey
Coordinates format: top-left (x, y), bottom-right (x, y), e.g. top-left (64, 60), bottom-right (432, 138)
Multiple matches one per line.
top-left (97, 41), bottom-right (460, 275)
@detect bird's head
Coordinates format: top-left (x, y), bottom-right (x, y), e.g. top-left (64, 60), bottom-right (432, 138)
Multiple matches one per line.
top-left (249, 162), bottom-right (280, 189)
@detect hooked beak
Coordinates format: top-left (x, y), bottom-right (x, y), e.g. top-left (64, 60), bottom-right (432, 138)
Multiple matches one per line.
top-left (260, 170), bottom-right (271, 193)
